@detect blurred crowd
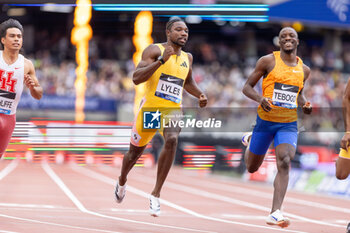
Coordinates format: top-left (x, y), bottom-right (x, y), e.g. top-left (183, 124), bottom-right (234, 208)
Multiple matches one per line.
top-left (28, 33), bottom-right (350, 103)
top-left (24, 29), bottom-right (350, 132)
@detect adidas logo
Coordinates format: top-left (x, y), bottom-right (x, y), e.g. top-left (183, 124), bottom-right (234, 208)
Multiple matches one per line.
top-left (180, 61), bottom-right (187, 68)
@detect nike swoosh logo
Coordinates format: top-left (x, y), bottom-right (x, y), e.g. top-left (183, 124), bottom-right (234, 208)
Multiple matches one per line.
top-left (14, 67), bottom-right (22, 70)
top-left (167, 78), bottom-right (179, 82)
top-left (281, 85), bottom-right (294, 90)
top-left (0, 93), bottom-right (8, 96)
top-left (292, 70), bottom-right (301, 73)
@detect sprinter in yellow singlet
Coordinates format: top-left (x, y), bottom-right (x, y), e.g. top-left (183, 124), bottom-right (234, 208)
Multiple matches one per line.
top-left (242, 27), bottom-right (312, 228)
top-left (336, 76), bottom-right (350, 180)
top-left (337, 76), bottom-right (350, 233)
top-left (114, 17), bottom-right (207, 217)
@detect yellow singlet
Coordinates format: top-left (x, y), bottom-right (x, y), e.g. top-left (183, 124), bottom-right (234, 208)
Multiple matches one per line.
top-left (339, 148), bottom-right (350, 159)
top-left (131, 44), bottom-right (190, 147)
top-left (142, 43), bottom-right (190, 108)
top-left (257, 51), bottom-right (304, 123)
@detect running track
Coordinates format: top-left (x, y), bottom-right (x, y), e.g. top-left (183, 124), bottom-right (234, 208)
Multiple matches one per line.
top-left (0, 159), bottom-right (349, 233)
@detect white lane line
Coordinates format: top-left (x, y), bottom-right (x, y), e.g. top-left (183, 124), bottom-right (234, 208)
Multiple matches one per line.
top-left (110, 209), bottom-right (152, 213)
top-left (133, 172), bottom-right (344, 229)
top-left (0, 203), bottom-right (56, 209)
top-left (166, 174), bottom-right (350, 214)
top-left (0, 230), bottom-right (18, 233)
top-left (0, 160), bottom-right (18, 181)
top-left (282, 212), bottom-right (344, 228)
top-left (335, 220), bottom-right (349, 224)
top-left (0, 213), bottom-right (119, 233)
top-left (285, 197), bottom-right (350, 214)
top-left (221, 214), bottom-right (267, 220)
top-left (42, 162), bottom-right (214, 233)
top-left (74, 165), bottom-right (308, 233)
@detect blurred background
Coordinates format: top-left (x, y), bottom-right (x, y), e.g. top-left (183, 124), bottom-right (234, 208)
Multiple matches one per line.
top-left (1, 0), bottom-right (350, 197)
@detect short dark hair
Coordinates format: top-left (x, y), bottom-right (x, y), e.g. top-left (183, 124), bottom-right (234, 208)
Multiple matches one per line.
top-left (166, 17), bottom-right (184, 31)
top-left (279, 27), bottom-right (298, 39)
top-left (0, 18), bottom-right (23, 49)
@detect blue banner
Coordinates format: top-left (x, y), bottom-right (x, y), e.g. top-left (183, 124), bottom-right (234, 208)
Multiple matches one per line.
top-left (18, 94), bottom-right (117, 112)
top-left (268, 0), bottom-right (350, 28)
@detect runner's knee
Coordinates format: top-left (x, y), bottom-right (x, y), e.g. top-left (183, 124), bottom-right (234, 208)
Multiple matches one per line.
top-left (245, 160), bottom-right (260, 173)
top-left (126, 150), bottom-right (142, 162)
top-left (336, 170), bottom-right (349, 180)
top-left (277, 154), bottom-right (290, 170)
top-left (164, 135), bottom-right (178, 148)
top-left (246, 165), bottom-right (259, 173)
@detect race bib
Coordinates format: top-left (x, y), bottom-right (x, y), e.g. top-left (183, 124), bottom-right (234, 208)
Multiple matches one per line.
top-left (0, 89), bottom-right (16, 115)
top-left (272, 82), bottom-right (299, 109)
top-left (155, 73), bottom-right (184, 103)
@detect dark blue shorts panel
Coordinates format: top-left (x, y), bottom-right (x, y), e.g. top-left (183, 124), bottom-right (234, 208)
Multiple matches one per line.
top-left (249, 116), bottom-right (298, 155)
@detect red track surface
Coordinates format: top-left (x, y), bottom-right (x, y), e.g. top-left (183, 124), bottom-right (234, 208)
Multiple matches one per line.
top-left (0, 159), bottom-right (349, 233)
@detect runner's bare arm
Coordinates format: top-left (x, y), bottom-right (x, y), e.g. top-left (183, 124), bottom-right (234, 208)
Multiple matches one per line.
top-left (184, 53), bottom-right (207, 108)
top-left (242, 55), bottom-right (272, 111)
top-left (132, 44), bottom-right (162, 85)
top-left (24, 58), bottom-right (42, 100)
top-left (341, 78), bottom-right (350, 149)
top-left (298, 64), bottom-right (312, 114)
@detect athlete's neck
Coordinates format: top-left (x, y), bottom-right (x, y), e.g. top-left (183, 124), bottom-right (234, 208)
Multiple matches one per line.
top-left (2, 48), bottom-right (19, 65)
top-left (280, 50), bottom-right (297, 66)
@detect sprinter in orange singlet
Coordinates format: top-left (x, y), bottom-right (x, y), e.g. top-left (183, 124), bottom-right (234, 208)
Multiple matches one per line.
top-left (242, 27), bottom-right (312, 228)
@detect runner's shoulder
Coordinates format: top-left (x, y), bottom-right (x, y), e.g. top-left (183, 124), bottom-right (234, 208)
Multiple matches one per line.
top-left (256, 54), bottom-right (274, 71)
top-left (143, 44), bottom-right (162, 57)
top-left (259, 54), bottom-right (275, 64)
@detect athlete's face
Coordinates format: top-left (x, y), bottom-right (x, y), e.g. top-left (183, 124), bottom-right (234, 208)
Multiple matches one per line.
top-left (167, 21), bottom-right (188, 47)
top-left (279, 28), bottom-right (298, 54)
top-left (1, 27), bottom-right (23, 51)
